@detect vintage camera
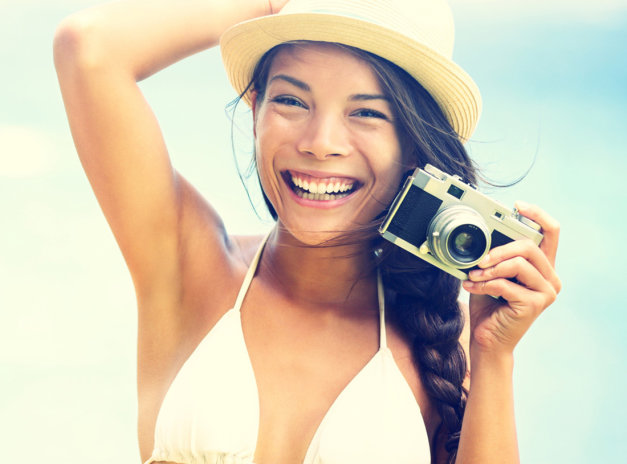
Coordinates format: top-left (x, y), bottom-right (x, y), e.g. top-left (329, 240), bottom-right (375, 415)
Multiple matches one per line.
top-left (379, 164), bottom-right (543, 280)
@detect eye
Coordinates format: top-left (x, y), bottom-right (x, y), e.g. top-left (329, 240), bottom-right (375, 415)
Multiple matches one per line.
top-left (351, 108), bottom-right (390, 120)
top-left (270, 95), bottom-right (307, 109)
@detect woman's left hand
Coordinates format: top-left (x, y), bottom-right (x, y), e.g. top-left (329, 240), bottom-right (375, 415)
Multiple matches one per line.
top-left (462, 201), bottom-right (561, 355)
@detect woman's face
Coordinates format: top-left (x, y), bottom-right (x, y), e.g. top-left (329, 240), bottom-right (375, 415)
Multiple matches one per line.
top-left (252, 43), bottom-right (404, 244)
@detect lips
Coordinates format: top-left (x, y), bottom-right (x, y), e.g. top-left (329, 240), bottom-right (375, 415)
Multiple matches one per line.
top-left (282, 170), bottom-right (361, 202)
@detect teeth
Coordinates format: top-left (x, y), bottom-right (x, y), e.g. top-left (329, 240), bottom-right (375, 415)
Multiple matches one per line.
top-left (289, 173), bottom-right (356, 197)
top-left (295, 189), bottom-right (350, 202)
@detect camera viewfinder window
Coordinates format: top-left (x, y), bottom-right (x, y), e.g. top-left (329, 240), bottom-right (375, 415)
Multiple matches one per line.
top-left (447, 184), bottom-right (464, 199)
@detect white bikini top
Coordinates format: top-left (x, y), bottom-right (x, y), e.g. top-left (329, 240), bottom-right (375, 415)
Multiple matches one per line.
top-left (145, 234), bottom-right (431, 464)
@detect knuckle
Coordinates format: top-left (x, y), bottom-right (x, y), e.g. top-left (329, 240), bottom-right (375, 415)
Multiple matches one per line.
top-left (484, 264), bottom-right (497, 278)
top-left (536, 284), bottom-right (557, 309)
top-left (544, 288), bottom-right (557, 307)
top-left (512, 256), bottom-right (527, 270)
top-left (532, 297), bottom-right (546, 315)
top-left (486, 247), bottom-right (502, 262)
top-left (480, 280), bottom-right (497, 294)
top-left (490, 278), bottom-right (506, 293)
top-left (514, 255), bottom-right (527, 265)
top-left (517, 239), bottom-right (535, 254)
top-left (544, 219), bottom-right (560, 235)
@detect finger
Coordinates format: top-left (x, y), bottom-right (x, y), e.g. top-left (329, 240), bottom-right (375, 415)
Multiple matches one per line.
top-left (477, 239), bottom-right (560, 291)
top-left (469, 256), bottom-right (553, 294)
top-left (463, 278), bottom-right (555, 315)
top-left (514, 201), bottom-right (560, 266)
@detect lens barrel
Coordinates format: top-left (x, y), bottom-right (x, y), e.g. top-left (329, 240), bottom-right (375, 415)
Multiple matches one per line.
top-left (427, 206), bottom-right (491, 268)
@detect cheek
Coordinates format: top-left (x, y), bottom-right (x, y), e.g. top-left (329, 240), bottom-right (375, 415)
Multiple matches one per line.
top-left (375, 155), bottom-right (405, 207)
top-left (254, 137), bottom-right (281, 204)
top-left (380, 167), bottom-right (403, 203)
top-left (255, 150), bottom-right (272, 191)
top-left (373, 142), bottom-right (404, 185)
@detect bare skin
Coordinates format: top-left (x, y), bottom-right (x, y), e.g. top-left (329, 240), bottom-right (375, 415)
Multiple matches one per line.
top-left (53, 1), bottom-right (560, 463)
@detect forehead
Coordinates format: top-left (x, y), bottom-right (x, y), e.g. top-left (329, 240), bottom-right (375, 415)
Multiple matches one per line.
top-left (266, 43), bottom-right (384, 93)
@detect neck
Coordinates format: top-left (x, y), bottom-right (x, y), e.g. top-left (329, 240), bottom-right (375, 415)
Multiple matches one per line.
top-left (260, 224), bottom-right (378, 310)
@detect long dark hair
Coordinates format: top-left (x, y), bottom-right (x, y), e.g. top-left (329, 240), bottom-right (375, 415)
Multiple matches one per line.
top-left (236, 41), bottom-right (477, 463)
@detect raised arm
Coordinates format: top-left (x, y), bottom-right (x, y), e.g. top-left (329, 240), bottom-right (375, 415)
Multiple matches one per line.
top-left (53, 3), bottom-right (286, 457)
top-left (53, 0), bottom-right (273, 292)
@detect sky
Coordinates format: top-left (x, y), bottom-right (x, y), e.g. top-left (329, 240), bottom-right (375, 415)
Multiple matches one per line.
top-left (1, 0), bottom-right (626, 462)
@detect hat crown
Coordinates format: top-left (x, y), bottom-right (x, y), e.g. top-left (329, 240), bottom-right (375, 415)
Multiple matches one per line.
top-left (280, 0), bottom-right (455, 59)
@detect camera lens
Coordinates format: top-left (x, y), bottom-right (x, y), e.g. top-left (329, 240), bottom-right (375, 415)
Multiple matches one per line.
top-left (427, 206), bottom-right (491, 269)
top-left (449, 224), bottom-right (487, 263)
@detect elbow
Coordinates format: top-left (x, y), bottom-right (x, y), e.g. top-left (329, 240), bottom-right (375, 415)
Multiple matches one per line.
top-left (53, 13), bottom-right (109, 75)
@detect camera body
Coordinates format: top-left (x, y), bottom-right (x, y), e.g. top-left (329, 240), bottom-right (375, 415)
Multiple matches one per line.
top-left (379, 164), bottom-right (543, 280)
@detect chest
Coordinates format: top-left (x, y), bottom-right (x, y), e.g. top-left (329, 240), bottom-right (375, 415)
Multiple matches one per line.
top-left (144, 279), bottom-right (436, 464)
top-left (242, 291), bottom-right (384, 462)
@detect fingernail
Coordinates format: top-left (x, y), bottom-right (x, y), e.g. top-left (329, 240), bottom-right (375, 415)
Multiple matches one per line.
top-left (469, 269), bottom-right (483, 279)
top-left (515, 200), bottom-right (529, 210)
top-left (462, 280), bottom-right (475, 289)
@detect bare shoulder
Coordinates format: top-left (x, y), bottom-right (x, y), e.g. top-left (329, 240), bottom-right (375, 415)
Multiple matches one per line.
top-left (230, 233), bottom-right (269, 265)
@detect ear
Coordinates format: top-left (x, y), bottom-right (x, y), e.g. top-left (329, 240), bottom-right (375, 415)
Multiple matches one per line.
top-left (250, 90), bottom-right (259, 138)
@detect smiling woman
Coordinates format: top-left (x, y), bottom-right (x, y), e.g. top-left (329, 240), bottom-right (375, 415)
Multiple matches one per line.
top-left (53, 1), bottom-right (561, 464)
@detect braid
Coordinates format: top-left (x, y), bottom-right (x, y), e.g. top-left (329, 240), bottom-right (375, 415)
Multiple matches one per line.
top-left (363, 52), bottom-right (474, 462)
top-left (379, 243), bottom-right (468, 463)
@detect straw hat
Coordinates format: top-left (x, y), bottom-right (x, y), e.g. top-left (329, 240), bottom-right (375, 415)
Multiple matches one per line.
top-left (220, 0), bottom-right (481, 141)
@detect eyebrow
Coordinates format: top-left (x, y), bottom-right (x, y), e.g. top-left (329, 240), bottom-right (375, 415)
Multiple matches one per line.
top-left (268, 74), bottom-right (310, 91)
top-left (268, 74), bottom-right (390, 102)
top-left (349, 93), bottom-right (390, 102)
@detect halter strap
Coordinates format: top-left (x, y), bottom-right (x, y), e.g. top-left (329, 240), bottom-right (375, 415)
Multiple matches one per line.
top-left (233, 231), bottom-right (388, 351)
top-left (233, 229), bottom-right (271, 313)
top-left (377, 268), bottom-right (387, 350)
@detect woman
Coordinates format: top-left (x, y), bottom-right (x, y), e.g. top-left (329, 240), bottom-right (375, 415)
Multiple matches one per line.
top-left (53, 0), bottom-right (561, 463)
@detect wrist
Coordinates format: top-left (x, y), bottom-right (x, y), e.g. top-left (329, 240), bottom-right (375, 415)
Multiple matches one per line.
top-left (469, 342), bottom-right (514, 375)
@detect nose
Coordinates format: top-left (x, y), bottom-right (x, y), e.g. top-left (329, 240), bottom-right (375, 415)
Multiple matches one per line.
top-left (296, 113), bottom-right (351, 160)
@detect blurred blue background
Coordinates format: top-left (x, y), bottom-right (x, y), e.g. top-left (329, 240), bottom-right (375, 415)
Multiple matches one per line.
top-left (1, 0), bottom-right (625, 462)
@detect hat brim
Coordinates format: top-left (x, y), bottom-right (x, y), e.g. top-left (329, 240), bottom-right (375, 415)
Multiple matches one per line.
top-left (220, 13), bottom-right (481, 141)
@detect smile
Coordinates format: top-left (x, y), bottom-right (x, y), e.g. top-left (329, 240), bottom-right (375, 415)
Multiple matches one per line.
top-left (282, 170), bottom-right (361, 202)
